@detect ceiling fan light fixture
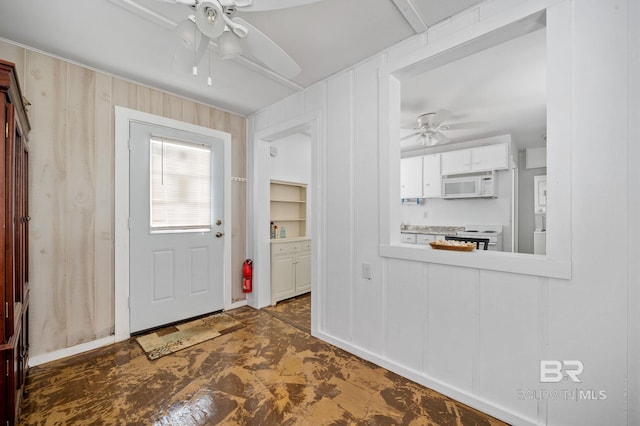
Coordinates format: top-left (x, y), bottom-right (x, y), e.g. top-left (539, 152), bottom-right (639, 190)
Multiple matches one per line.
top-left (218, 30), bottom-right (242, 59)
top-left (195, 0), bottom-right (226, 39)
top-left (425, 131), bottom-right (447, 146)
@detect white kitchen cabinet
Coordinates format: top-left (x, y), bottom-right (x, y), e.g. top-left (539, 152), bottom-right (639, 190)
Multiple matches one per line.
top-left (416, 234), bottom-right (446, 244)
top-left (294, 250), bottom-right (312, 293)
top-left (441, 143), bottom-right (509, 175)
top-left (271, 239), bottom-right (311, 304)
top-left (441, 149), bottom-right (471, 175)
top-left (401, 233), bottom-right (417, 244)
top-left (401, 156), bottom-right (423, 198)
top-left (471, 143), bottom-right (509, 172)
top-left (422, 154), bottom-right (442, 198)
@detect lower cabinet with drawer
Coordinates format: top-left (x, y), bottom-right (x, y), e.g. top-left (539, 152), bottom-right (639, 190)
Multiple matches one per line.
top-left (271, 239), bottom-right (311, 304)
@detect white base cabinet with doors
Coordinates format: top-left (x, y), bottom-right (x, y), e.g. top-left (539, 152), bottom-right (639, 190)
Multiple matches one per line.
top-left (271, 239), bottom-right (311, 304)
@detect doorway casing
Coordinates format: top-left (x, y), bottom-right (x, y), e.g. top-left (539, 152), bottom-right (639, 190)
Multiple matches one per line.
top-left (248, 111), bottom-right (323, 335)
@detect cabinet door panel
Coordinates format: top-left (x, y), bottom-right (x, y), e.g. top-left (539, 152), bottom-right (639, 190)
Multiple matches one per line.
top-left (471, 144), bottom-right (509, 172)
top-left (400, 156), bottom-right (423, 198)
top-left (272, 254), bottom-right (295, 301)
top-left (295, 251), bottom-right (312, 293)
top-left (422, 154), bottom-right (442, 198)
top-left (441, 149), bottom-right (471, 175)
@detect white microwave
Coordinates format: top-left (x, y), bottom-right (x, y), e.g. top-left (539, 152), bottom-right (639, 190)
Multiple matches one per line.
top-left (442, 174), bottom-right (496, 199)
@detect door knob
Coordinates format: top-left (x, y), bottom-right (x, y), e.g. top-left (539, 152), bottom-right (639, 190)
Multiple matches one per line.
top-left (216, 220), bottom-right (222, 226)
top-left (215, 232), bottom-right (224, 238)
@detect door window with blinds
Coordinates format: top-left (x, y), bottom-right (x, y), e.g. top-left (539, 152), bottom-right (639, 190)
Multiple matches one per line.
top-left (150, 136), bottom-right (212, 233)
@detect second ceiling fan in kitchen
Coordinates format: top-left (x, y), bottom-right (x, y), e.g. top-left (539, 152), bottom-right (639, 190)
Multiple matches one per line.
top-left (402, 109), bottom-right (484, 147)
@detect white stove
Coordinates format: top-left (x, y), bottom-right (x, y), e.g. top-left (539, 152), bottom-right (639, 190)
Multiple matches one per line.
top-left (456, 225), bottom-right (503, 251)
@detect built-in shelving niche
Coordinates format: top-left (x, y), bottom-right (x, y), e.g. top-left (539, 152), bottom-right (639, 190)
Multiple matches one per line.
top-left (270, 180), bottom-right (307, 239)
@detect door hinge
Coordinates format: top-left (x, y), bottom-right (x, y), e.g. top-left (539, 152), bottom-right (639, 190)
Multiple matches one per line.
top-left (4, 302), bottom-right (7, 318)
top-left (128, 297), bottom-right (130, 308)
top-left (5, 359), bottom-right (8, 377)
top-left (4, 122), bottom-right (8, 138)
top-left (128, 138), bottom-right (133, 151)
top-left (128, 218), bottom-right (132, 230)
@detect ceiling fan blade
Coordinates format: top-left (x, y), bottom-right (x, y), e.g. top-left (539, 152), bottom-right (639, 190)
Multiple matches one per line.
top-left (401, 131), bottom-right (421, 141)
top-left (434, 109), bottom-right (452, 124)
top-left (157, 0), bottom-right (197, 4)
top-left (225, 0), bottom-right (325, 12)
top-left (232, 17), bottom-right (301, 78)
top-left (445, 121), bottom-right (487, 131)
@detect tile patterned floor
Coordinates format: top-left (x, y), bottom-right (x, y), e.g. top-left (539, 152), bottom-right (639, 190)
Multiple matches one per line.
top-left (262, 293), bottom-right (311, 333)
top-left (19, 302), bottom-right (507, 425)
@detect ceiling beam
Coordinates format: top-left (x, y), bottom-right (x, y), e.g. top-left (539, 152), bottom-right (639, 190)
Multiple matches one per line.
top-left (391, 0), bottom-right (428, 33)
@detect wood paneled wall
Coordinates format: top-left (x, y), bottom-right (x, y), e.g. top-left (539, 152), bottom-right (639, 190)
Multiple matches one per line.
top-left (0, 40), bottom-right (247, 355)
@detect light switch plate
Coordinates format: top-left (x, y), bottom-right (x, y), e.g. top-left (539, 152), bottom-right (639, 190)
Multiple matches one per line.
top-left (362, 262), bottom-right (372, 280)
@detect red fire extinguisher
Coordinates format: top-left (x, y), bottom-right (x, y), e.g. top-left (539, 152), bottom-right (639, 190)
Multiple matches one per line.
top-left (242, 259), bottom-right (253, 293)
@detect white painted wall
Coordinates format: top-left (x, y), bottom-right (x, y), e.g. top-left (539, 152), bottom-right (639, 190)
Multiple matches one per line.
top-left (269, 132), bottom-right (312, 237)
top-left (249, 1), bottom-right (638, 424)
top-left (269, 132), bottom-right (311, 184)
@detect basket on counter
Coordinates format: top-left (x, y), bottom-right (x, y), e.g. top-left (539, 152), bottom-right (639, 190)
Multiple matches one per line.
top-left (429, 240), bottom-right (475, 252)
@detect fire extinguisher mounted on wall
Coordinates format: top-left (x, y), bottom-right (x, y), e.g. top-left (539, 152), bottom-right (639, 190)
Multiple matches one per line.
top-left (242, 259), bottom-right (253, 293)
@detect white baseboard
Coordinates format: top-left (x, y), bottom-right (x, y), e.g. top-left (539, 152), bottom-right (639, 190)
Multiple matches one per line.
top-left (30, 302), bottom-right (248, 368)
top-left (29, 336), bottom-right (116, 367)
top-left (226, 299), bottom-right (248, 310)
top-left (314, 331), bottom-right (538, 426)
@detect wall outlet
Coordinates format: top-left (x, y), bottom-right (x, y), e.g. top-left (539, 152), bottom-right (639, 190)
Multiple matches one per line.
top-left (362, 262), bottom-right (372, 280)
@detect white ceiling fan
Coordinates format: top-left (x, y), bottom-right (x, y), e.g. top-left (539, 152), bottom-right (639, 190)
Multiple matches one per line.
top-left (402, 110), bottom-right (453, 147)
top-left (163, 0), bottom-right (323, 79)
top-left (401, 109), bottom-right (486, 147)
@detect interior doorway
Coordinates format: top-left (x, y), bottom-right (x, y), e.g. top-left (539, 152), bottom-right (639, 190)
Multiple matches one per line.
top-left (249, 111), bottom-right (322, 336)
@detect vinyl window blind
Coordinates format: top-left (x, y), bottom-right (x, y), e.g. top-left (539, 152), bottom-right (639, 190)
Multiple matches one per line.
top-left (150, 137), bottom-right (212, 232)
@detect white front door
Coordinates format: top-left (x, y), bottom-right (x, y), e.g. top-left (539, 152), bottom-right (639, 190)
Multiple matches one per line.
top-left (129, 121), bottom-right (225, 333)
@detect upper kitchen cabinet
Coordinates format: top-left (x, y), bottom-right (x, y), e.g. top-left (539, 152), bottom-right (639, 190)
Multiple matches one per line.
top-left (400, 156), bottom-right (423, 199)
top-left (422, 153), bottom-right (441, 198)
top-left (441, 143), bottom-right (509, 175)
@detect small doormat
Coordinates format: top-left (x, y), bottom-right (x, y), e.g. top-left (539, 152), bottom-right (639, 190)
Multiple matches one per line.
top-left (135, 313), bottom-right (244, 360)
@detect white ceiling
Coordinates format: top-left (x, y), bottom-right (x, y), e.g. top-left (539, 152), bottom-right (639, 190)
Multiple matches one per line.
top-left (401, 26), bottom-right (547, 152)
top-left (0, 0), bottom-right (484, 116)
top-left (0, 0), bottom-right (545, 151)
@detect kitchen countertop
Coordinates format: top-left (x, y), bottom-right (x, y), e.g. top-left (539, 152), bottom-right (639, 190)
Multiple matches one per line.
top-left (400, 225), bottom-right (464, 236)
top-left (270, 237), bottom-right (310, 244)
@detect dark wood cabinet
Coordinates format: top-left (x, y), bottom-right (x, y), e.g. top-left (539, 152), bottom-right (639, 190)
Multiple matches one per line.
top-left (0, 59), bottom-right (31, 426)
